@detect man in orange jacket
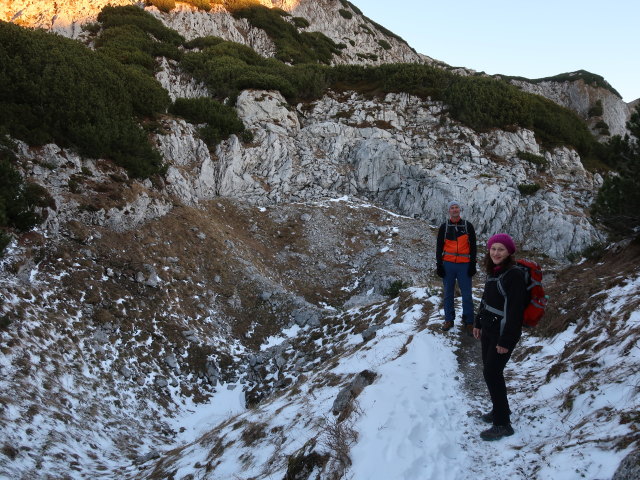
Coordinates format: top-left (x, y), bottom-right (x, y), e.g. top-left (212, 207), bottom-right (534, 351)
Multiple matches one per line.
top-left (436, 200), bottom-right (477, 333)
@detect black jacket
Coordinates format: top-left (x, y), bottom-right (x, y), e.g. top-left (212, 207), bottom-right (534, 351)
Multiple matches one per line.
top-left (475, 266), bottom-right (526, 350)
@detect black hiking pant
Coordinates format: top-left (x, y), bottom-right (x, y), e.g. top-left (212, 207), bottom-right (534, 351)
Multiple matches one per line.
top-left (481, 331), bottom-right (514, 426)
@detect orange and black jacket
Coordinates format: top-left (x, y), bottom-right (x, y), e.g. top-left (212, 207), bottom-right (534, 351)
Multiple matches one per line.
top-left (436, 219), bottom-right (477, 265)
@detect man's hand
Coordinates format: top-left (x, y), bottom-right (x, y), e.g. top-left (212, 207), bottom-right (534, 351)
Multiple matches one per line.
top-left (473, 327), bottom-right (481, 340)
top-left (436, 263), bottom-right (445, 278)
top-left (468, 263), bottom-right (477, 277)
top-left (496, 345), bottom-right (509, 354)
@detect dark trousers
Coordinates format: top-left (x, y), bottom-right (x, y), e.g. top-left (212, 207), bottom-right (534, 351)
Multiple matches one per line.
top-left (442, 261), bottom-right (474, 324)
top-left (481, 331), bottom-right (513, 426)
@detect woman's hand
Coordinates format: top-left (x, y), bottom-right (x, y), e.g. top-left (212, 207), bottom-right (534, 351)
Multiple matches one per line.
top-left (496, 345), bottom-right (509, 354)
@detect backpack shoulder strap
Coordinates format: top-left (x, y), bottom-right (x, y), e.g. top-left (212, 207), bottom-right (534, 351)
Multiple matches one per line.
top-left (484, 266), bottom-right (519, 335)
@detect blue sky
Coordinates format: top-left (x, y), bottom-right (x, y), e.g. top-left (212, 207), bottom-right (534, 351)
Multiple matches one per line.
top-left (354, 0), bottom-right (639, 102)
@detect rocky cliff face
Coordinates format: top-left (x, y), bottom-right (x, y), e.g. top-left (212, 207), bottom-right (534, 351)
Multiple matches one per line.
top-left (510, 76), bottom-right (633, 138)
top-left (0, 0), bottom-right (134, 38)
top-left (153, 88), bottom-right (602, 258)
top-left (1, 0), bottom-right (424, 65)
top-left (20, 85), bottom-right (603, 260)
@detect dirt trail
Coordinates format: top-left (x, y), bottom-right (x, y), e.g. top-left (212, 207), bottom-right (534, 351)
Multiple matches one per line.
top-left (450, 322), bottom-right (490, 428)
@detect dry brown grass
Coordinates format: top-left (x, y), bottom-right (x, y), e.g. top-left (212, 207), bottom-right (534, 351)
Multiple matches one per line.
top-left (535, 240), bottom-right (640, 338)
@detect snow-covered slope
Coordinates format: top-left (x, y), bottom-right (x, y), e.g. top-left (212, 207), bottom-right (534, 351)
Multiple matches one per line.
top-left (132, 247), bottom-right (640, 479)
top-left (1, 229), bottom-right (638, 479)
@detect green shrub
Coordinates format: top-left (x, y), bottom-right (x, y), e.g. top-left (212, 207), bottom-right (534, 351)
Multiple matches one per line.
top-left (595, 120), bottom-right (610, 135)
top-left (292, 17), bottom-right (310, 28)
top-left (82, 22), bottom-right (102, 35)
top-left (384, 280), bottom-right (410, 298)
top-left (184, 0), bottom-right (212, 11)
top-left (356, 53), bottom-right (378, 61)
top-left (0, 138), bottom-right (54, 256)
top-left (338, 8), bottom-right (353, 19)
top-left (223, 0), bottom-right (260, 9)
top-left (0, 21), bottom-right (166, 178)
top-left (95, 7), bottom-right (184, 73)
top-left (517, 150), bottom-right (548, 169)
top-left (592, 106), bottom-right (640, 236)
top-left (347, 2), bottom-right (362, 15)
top-left (517, 183), bottom-right (541, 196)
top-left (97, 5), bottom-right (184, 45)
top-left (359, 24), bottom-right (373, 35)
top-left (146, 0), bottom-right (176, 13)
top-left (95, 24), bottom-right (159, 72)
top-left (567, 242), bottom-right (606, 263)
top-left (169, 97), bottom-right (245, 147)
top-left (184, 36), bottom-right (225, 50)
top-left (229, 4), bottom-right (340, 64)
top-left (588, 99), bottom-right (604, 117)
top-left (377, 39), bottom-right (391, 50)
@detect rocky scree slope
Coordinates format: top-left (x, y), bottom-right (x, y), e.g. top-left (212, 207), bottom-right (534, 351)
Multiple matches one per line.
top-left (0, 192), bottom-right (438, 478)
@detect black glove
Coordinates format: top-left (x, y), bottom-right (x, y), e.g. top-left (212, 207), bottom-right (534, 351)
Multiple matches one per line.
top-left (468, 263), bottom-right (477, 277)
top-left (436, 263), bottom-right (445, 278)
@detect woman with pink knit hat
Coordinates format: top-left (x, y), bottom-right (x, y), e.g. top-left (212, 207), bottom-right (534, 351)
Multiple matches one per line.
top-left (473, 233), bottom-right (526, 441)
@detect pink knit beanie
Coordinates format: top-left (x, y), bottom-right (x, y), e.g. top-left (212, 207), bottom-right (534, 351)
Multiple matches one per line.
top-left (487, 233), bottom-right (516, 255)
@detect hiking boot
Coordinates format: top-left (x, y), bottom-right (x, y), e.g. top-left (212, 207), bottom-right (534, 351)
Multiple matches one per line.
top-left (480, 410), bottom-right (494, 424)
top-left (441, 320), bottom-right (454, 332)
top-left (480, 424), bottom-right (514, 441)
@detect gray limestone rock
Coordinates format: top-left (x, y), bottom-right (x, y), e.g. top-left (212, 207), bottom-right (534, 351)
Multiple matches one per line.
top-left (612, 450), bottom-right (640, 480)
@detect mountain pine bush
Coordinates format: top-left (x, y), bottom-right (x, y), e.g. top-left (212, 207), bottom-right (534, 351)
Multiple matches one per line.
top-left (0, 21), bottom-right (166, 178)
top-left (97, 6), bottom-right (184, 46)
top-left (228, 4), bottom-right (340, 64)
top-left (169, 98), bottom-right (245, 147)
top-left (146, 0), bottom-right (176, 13)
top-left (0, 137), bottom-right (54, 256)
top-left (592, 105), bottom-right (640, 236)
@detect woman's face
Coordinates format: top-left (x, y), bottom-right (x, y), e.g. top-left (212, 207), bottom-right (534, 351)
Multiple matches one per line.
top-left (489, 242), bottom-right (509, 265)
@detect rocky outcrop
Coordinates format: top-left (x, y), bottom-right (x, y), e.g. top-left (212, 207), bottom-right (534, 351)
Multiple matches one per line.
top-left (1, 0), bottom-right (424, 66)
top-left (14, 83), bottom-right (603, 259)
top-left (155, 89), bottom-right (603, 258)
top-left (290, 0), bottom-right (427, 66)
top-left (510, 76), bottom-right (632, 138)
top-left (0, 0), bottom-right (134, 38)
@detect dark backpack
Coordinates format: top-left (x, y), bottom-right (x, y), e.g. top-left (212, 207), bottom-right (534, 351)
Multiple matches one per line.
top-left (485, 259), bottom-right (548, 329)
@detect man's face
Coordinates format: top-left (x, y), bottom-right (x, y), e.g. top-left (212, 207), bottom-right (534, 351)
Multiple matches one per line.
top-left (449, 204), bottom-right (461, 219)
